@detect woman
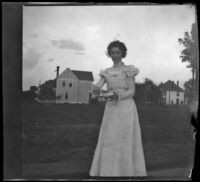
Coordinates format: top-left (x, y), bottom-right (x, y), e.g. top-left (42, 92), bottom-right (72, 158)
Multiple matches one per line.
top-left (89, 40), bottom-right (147, 177)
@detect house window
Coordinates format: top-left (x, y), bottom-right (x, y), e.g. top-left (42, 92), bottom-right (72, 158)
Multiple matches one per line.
top-left (62, 81), bottom-right (65, 87)
top-left (177, 91), bottom-right (179, 96)
top-left (65, 92), bottom-right (68, 100)
top-left (69, 83), bottom-right (72, 87)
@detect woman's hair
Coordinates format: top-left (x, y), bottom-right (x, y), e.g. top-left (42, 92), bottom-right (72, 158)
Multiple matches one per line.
top-left (106, 40), bottom-right (128, 58)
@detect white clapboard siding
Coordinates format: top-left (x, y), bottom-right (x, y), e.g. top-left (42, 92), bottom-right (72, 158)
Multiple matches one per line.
top-left (56, 68), bottom-right (93, 104)
top-left (166, 91), bottom-right (185, 105)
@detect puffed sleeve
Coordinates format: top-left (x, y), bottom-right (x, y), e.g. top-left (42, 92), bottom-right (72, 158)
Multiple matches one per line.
top-left (93, 69), bottom-right (107, 88)
top-left (125, 65), bottom-right (140, 77)
top-left (98, 69), bottom-right (108, 78)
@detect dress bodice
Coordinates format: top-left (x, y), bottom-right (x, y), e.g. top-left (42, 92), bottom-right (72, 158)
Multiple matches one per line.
top-left (98, 62), bottom-right (139, 92)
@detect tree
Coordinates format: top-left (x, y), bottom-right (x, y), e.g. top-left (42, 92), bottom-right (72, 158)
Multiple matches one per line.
top-left (143, 78), bottom-right (162, 104)
top-left (23, 90), bottom-right (37, 102)
top-left (30, 86), bottom-right (37, 92)
top-left (134, 83), bottom-right (145, 105)
top-left (38, 86), bottom-right (56, 100)
top-left (38, 79), bottom-right (57, 100)
top-left (184, 79), bottom-right (194, 103)
top-left (178, 22), bottom-right (199, 96)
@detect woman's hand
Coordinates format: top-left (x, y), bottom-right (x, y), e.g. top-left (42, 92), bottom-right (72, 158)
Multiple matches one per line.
top-left (108, 92), bottom-right (118, 101)
top-left (93, 86), bottom-right (100, 96)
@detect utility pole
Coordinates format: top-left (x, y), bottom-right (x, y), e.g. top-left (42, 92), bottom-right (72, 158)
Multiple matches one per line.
top-left (54, 66), bottom-right (60, 102)
top-left (56, 66), bottom-right (60, 78)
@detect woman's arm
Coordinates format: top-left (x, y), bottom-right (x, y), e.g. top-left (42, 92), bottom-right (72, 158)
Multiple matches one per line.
top-left (117, 76), bottom-right (135, 101)
top-left (92, 76), bottom-right (106, 97)
top-left (92, 70), bottom-right (107, 98)
top-left (94, 69), bottom-right (107, 89)
top-left (94, 76), bottom-right (106, 89)
top-left (116, 65), bottom-right (139, 101)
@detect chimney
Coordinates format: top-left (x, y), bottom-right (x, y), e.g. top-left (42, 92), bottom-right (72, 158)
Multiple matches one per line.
top-left (177, 81), bottom-right (179, 87)
top-left (56, 66), bottom-right (60, 77)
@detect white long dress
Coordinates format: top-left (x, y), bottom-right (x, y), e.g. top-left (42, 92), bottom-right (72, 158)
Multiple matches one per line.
top-left (89, 61), bottom-right (147, 177)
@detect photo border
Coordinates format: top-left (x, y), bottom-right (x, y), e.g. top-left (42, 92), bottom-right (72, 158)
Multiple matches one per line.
top-left (2, 2), bottom-right (199, 180)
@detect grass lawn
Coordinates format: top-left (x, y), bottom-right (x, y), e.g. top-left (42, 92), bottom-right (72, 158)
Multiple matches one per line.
top-left (22, 100), bottom-right (195, 179)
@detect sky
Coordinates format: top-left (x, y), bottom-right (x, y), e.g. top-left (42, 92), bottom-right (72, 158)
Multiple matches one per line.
top-left (23, 4), bottom-right (196, 91)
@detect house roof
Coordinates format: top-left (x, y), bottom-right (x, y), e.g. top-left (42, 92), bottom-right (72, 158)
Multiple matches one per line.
top-left (159, 80), bottom-right (184, 92)
top-left (40, 69), bottom-right (94, 89)
top-left (71, 70), bottom-right (94, 81)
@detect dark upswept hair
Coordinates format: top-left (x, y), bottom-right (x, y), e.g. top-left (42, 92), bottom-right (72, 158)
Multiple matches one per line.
top-left (106, 40), bottom-right (128, 58)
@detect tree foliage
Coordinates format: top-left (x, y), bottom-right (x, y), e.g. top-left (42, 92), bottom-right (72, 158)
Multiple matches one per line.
top-left (38, 79), bottom-right (57, 100)
top-left (178, 23), bottom-right (199, 70)
top-left (38, 86), bottom-right (56, 100)
top-left (23, 90), bottom-right (37, 102)
top-left (30, 86), bottom-right (37, 92)
top-left (134, 79), bottom-right (162, 105)
top-left (184, 79), bottom-right (194, 103)
top-left (143, 78), bottom-right (162, 104)
top-left (134, 83), bottom-right (145, 105)
top-left (178, 22), bottom-right (199, 96)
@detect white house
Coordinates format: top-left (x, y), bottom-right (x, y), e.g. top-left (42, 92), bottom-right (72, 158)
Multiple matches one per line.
top-left (56, 67), bottom-right (94, 104)
top-left (159, 80), bottom-right (186, 105)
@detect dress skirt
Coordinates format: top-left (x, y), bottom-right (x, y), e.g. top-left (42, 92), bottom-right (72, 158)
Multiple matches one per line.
top-left (89, 98), bottom-right (147, 177)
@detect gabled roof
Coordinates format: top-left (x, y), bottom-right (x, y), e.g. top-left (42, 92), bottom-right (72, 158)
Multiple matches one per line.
top-left (40, 69), bottom-right (94, 89)
top-left (159, 80), bottom-right (184, 92)
top-left (71, 70), bottom-right (94, 81)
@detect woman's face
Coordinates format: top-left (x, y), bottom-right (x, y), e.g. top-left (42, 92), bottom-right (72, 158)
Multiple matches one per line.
top-left (110, 47), bottom-right (122, 62)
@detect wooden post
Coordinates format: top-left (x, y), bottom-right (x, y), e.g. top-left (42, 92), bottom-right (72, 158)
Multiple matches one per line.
top-left (3, 3), bottom-right (22, 179)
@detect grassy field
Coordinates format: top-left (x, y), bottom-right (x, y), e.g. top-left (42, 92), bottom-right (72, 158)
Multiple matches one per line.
top-left (22, 100), bottom-right (195, 178)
